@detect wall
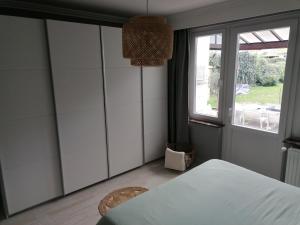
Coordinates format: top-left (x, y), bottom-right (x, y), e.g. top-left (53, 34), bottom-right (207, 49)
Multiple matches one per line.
top-left (189, 122), bottom-right (222, 164)
top-left (168, 0), bottom-right (300, 30)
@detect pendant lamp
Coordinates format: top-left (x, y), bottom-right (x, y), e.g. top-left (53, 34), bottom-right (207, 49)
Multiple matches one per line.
top-left (122, 0), bottom-right (173, 66)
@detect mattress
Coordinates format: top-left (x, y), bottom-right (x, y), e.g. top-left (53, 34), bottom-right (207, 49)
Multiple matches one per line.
top-left (97, 159), bottom-right (300, 225)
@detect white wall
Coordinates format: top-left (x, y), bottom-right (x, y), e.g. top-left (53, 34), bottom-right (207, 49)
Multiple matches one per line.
top-left (168, 0), bottom-right (300, 30)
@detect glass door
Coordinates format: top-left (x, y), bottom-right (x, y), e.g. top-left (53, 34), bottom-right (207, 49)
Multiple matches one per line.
top-left (232, 27), bottom-right (290, 133)
top-left (223, 19), bottom-right (298, 179)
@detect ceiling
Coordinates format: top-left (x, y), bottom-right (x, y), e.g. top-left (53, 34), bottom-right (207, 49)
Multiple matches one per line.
top-left (18, 0), bottom-right (237, 17)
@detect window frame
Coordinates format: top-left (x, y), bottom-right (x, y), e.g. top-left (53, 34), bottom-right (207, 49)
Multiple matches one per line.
top-left (227, 20), bottom-right (297, 136)
top-left (188, 28), bottom-right (226, 123)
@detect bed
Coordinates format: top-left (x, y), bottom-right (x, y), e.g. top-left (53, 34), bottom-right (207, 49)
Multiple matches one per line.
top-left (97, 159), bottom-right (300, 225)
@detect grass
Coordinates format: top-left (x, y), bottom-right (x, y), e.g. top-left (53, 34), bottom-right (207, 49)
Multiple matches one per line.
top-left (208, 83), bottom-right (283, 109)
top-left (208, 95), bottom-right (218, 109)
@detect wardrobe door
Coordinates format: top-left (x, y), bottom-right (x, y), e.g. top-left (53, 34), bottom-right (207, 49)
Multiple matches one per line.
top-left (101, 26), bottom-right (143, 177)
top-left (0, 15), bottom-right (62, 215)
top-left (143, 66), bottom-right (168, 162)
top-left (47, 20), bottom-right (108, 194)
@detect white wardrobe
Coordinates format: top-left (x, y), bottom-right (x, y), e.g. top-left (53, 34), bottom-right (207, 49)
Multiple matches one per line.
top-left (0, 15), bottom-right (168, 216)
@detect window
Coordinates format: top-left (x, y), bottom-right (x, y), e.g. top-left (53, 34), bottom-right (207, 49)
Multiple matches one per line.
top-left (232, 27), bottom-right (290, 133)
top-left (190, 32), bottom-right (223, 120)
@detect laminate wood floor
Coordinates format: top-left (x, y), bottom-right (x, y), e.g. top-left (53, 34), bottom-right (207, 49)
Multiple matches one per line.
top-left (0, 160), bottom-right (180, 225)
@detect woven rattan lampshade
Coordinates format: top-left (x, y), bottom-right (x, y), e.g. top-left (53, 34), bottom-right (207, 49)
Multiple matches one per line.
top-left (123, 16), bottom-right (173, 66)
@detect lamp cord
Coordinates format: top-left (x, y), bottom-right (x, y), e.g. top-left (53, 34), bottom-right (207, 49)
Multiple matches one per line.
top-left (146, 0), bottom-right (149, 16)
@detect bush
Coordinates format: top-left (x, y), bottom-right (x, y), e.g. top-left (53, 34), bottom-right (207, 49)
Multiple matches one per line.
top-left (278, 75), bottom-right (284, 83)
top-left (208, 49), bottom-right (285, 88)
top-left (256, 75), bottom-right (278, 87)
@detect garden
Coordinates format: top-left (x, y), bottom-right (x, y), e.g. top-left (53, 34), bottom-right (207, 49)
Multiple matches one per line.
top-left (208, 49), bottom-right (286, 109)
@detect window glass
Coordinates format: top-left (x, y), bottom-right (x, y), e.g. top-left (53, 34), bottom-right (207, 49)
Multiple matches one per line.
top-left (193, 33), bottom-right (223, 118)
top-left (232, 27), bottom-right (290, 133)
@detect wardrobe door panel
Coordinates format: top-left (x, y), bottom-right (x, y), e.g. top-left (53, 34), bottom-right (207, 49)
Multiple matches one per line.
top-left (0, 69), bottom-right (54, 121)
top-left (105, 67), bottom-right (142, 107)
top-left (0, 117), bottom-right (59, 171)
top-left (0, 117), bottom-right (61, 214)
top-left (0, 15), bottom-right (62, 215)
top-left (56, 110), bottom-right (107, 192)
top-left (46, 21), bottom-right (102, 69)
top-left (47, 20), bottom-right (108, 194)
top-left (0, 16), bottom-right (49, 69)
top-left (51, 69), bottom-right (103, 114)
top-left (105, 67), bottom-right (143, 177)
top-left (102, 27), bottom-right (143, 177)
top-left (143, 66), bottom-right (168, 162)
top-left (101, 26), bottom-right (130, 67)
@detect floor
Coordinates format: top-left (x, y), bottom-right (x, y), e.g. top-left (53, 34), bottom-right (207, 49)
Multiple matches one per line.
top-left (0, 160), bottom-right (180, 225)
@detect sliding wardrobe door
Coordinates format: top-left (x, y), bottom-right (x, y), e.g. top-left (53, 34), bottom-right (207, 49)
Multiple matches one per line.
top-left (101, 26), bottom-right (143, 177)
top-left (0, 15), bottom-right (62, 215)
top-left (47, 20), bottom-right (108, 194)
top-left (143, 66), bottom-right (168, 162)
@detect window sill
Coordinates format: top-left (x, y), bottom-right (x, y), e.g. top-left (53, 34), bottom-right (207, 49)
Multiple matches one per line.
top-left (189, 119), bottom-right (224, 128)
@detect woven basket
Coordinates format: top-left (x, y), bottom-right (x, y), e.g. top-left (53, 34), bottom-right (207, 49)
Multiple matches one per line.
top-left (166, 143), bottom-right (195, 168)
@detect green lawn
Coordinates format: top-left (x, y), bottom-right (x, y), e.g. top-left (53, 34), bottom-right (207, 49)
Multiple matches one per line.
top-left (208, 83), bottom-right (283, 109)
top-left (208, 95), bottom-right (218, 109)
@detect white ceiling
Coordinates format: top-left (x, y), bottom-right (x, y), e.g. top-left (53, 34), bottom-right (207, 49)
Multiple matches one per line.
top-left (20, 0), bottom-right (237, 16)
